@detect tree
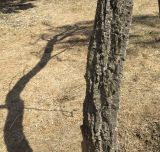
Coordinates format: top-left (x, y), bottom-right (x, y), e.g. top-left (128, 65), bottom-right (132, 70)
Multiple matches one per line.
top-left (81, 0), bottom-right (133, 151)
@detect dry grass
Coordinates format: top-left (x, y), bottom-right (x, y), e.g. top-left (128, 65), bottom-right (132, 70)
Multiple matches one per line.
top-left (0, 0), bottom-right (159, 152)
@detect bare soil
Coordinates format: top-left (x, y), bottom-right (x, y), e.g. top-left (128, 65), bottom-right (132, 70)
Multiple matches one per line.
top-left (0, 0), bottom-right (159, 152)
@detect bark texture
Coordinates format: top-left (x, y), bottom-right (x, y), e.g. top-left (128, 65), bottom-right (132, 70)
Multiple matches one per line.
top-left (82, 0), bottom-right (133, 152)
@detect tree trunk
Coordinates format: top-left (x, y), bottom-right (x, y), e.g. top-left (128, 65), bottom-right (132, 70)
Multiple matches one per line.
top-left (81, 0), bottom-right (133, 152)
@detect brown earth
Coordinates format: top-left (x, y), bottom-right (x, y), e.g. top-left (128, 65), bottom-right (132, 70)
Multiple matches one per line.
top-left (0, 0), bottom-right (160, 152)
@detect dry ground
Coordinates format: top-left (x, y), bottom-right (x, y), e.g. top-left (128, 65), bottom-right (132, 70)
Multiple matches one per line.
top-left (0, 0), bottom-right (160, 152)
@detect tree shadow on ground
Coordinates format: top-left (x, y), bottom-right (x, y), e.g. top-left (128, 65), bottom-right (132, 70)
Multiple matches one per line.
top-left (41, 20), bottom-right (93, 48)
top-left (1, 15), bottom-right (159, 152)
top-left (132, 15), bottom-right (160, 28)
top-left (40, 15), bottom-right (159, 58)
top-left (0, 0), bottom-right (36, 13)
top-left (130, 15), bottom-right (160, 49)
top-left (3, 24), bottom-right (82, 152)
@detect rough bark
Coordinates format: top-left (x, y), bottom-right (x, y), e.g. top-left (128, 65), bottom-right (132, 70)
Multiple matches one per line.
top-left (82, 0), bottom-right (133, 152)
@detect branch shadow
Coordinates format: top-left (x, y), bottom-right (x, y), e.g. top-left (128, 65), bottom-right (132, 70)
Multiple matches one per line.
top-left (127, 15), bottom-right (160, 57)
top-left (132, 15), bottom-right (160, 28)
top-left (41, 20), bottom-right (93, 49)
top-left (40, 16), bottom-right (159, 57)
top-left (0, 0), bottom-right (36, 13)
top-left (3, 25), bottom-right (80, 152)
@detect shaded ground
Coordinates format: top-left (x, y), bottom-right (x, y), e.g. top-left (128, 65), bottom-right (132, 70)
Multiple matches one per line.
top-left (0, 0), bottom-right (160, 152)
top-left (0, 0), bottom-right (35, 13)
